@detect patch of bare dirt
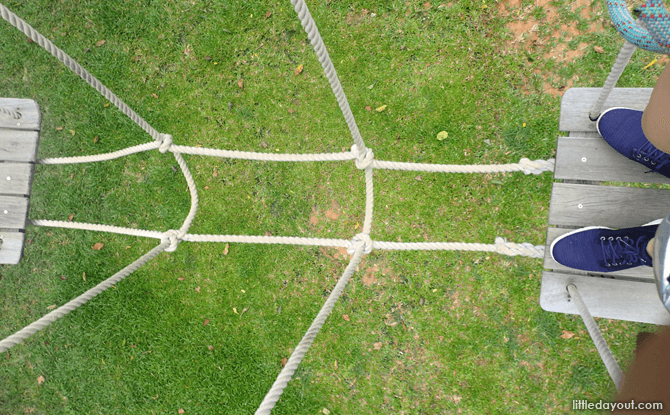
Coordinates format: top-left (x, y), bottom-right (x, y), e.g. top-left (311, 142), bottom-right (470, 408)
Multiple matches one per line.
top-left (497, 0), bottom-right (609, 96)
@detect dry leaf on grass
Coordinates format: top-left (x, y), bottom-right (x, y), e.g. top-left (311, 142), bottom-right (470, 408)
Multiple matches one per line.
top-left (373, 342), bottom-right (382, 350)
top-left (178, 409), bottom-right (185, 414)
top-left (365, 105), bottom-right (372, 111)
top-left (96, 39), bottom-right (106, 47)
top-left (238, 79), bottom-right (244, 89)
top-left (265, 10), bottom-right (272, 18)
top-left (375, 105), bottom-right (387, 112)
top-left (561, 330), bottom-right (575, 339)
top-left (68, 213), bottom-right (74, 221)
top-left (37, 375), bottom-right (45, 384)
top-left (178, 277), bottom-right (185, 281)
top-left (294, 64), bottom-right (303, 75)
top-left (47, 305), bottom-right (56, 310)
top-left (92, 243), bottom-right (103, 250)
top-left (594, 46), bottom-right (605, 53)
top-left (203, 319), bottom-right (210, 326)
top-left (223, 243), bottom-right (229, 255)
top-left (196, 287), bottom-right (200, 293)
top-left (342, 314), bottom-right (350, 321)
top-left (208, 345), bottom-right (214, 350)
top-left (281, 357), bottom-right (287, 367)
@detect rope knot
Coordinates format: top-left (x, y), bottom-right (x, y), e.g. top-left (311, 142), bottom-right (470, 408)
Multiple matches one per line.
top-left (518, 158), bottom-right (555, 175)
top-left (161, 229), bottom-right (181, 252)
top-left (159, 133), bottom-right (173, 154)
top-left (351, 144), bottom-right (374, 170)
top-left (347, 232), bottom-right (373, 255)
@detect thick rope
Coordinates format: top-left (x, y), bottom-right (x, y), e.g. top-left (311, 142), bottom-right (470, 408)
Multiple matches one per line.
top-left (0, 105), bottom-right (21, 119)
top-left (254, 243), bottom-right (365, 414)
top-left (0, 240), bottom-right (170, 353)
top-left (290, 0), bottom-right (366, 153)
top-left (588, 39), bottom-right (637, 121)
top-left (0, 2), bottom-right (161, 142)
top-left (567, 284), bottom-right (622, 391)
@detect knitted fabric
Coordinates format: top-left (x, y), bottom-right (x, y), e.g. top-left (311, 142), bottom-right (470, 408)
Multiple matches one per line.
top-left (607, 0), bottom-right (670, 54)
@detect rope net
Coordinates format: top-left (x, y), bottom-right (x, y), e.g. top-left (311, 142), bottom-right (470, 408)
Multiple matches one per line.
top-left (0, 1), bottom-right (559, 413)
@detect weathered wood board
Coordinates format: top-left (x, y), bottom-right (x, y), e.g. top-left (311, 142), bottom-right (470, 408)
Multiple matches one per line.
top-left (543, 88), bottom-right (670, 325)
top-left (0, 98), bottom-right (41, 264)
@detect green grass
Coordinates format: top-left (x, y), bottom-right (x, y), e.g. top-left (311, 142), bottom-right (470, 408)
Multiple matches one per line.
top-left (0, 0), bottom-right (667, 414)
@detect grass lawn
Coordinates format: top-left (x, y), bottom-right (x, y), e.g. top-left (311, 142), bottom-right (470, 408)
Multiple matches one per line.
top-left (1, 0), bottom-right (668, 414)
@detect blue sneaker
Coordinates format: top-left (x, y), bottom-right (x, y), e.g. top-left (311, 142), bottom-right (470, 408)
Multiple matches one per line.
top-left (596, 107), bottom-right (670, 178)
top-left (550, 219), bottom-right (662, 272)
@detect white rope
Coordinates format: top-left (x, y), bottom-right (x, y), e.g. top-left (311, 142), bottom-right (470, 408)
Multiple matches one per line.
top-left (0, 2), bottom-right (554, 413)
top-left (567, 284), bottom-right (622, 390)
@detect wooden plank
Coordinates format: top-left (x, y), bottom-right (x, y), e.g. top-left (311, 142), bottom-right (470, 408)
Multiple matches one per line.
top-left (544, 227), bottom-right (654, 281)
top-left (0, 163), bottom-right (34, 196)
top-left (0, 98), bottom-right (41, 131)
top-left (0, 231), bottom-right (27, 265)
top-left (559, 88), bottom-right (653, 132)
top-left (555, 136), bottom-right (670, 184)
top-left (0, 196), bottom-right (29, 230)
top-left (0, 130), bottom-right (40, 163)
top-left (540, 271), bottom-right (670, 325)
top-left (548, 183), bottom-right (670, 228)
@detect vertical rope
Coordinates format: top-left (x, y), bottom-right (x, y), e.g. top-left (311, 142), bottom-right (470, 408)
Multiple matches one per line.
top-left (588, 40), bottom-right (637, 121)
top-left (567, 284), bottom-right (622, 391)
top-left (290, 0), bottom-right (367, 152)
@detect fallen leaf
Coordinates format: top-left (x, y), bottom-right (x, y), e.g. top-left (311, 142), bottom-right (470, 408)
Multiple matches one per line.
top-left (240, 307), bottom-right (248, 316)
top-left (178, 277), bottom-right (185, 281)
top-left (452, 394), bottom-right (462, 404)
top-left (208, 345), bottom-right (214, 350)
top-left (265, 231), bottom-right (273, 236)
top-left (204, 56), bottom-right (212, 60)
top-left (365, 105), bottom-right (372, 111)
top-left (47, 305), bottom-right (56, 310)
top-left (342, 314), bottom-right (350, 321)
top-left (373, 342), bottom-right (382, 350)
top-left (92, 243), bottom-right (103, 251)
top-left (212, 167), bottom-right (218, 177)
top-left (561, 330), bottom-right (575, 339)
top-left (375, 105), bottom-right (387, 112)
top-left (152, 93), bottom-right (158, 98)
top-left (94, 136), bottom-right (98, 143)
top-left (594, 46), bottom-right (605, 54)
top-left (203, 319), bottom-right (210, 326)
top-left (223, 243), bottom-right (229, 255)
top-left (288, 108), bottom-right (295, 113)
top-left (436, 131), bottom-right (449, 141)
top-left (56, 127), bottom-right (63, 130)
top-left (82, 272), bottom-right (86, 282)
top-left (204, 186), bottom-right (209, 190)
top-left (96, 39), bottom-right (106, 47)
top-left (322, 409), bottom-right (331, 415)
top-left (26, 38), bottom-right (34, 43)
top-left (260, 142), bottom-right (267, 148)
top-left (266, 10), bottom-right (272, 18)
top-left (238, 79), bottom-right (244, 89)
top-left (233, 308), bottom-right (238, 314)
top-left (281, 357), bottom-right (288, 367)
top-left (196, 286), bottom-right (200, 293)
top-left (294, 64), bottom-right (304, 75)
top-left (178, 409), bottom-right (185, 414)
top-left (69, 130), bottom-right (75, 136)
top-left (37, 375), bottom-right (45, 384)
top-left (333, 360), bottom-right (338, 370)
top-left (104, 103), bottom-right (110, 107)
top-left (68, 213), bottom-right (74, 221)
top-left (60, 276), bottom-right (66, 280)
top-left (415, 175), bottom-right (422, 181)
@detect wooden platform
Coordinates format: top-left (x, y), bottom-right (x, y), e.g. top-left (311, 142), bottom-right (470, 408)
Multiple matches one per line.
top-left (541, 87), bottom-right (670, 325)
top-left (0, 98), bottom-right (41, 264)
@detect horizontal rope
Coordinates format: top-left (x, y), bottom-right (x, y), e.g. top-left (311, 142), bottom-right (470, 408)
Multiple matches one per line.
top-left (27, 219), bottom-right (545, 258)
top-left (36, 139), bottom-right (555, 176)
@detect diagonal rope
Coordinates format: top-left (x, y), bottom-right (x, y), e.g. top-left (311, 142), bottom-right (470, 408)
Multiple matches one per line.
top-left (0, 241), bottom-right (170, 353)
top-left (0, 2), bottom-right (161, 142)
top-left (255, 243), bottom-right (365, 415)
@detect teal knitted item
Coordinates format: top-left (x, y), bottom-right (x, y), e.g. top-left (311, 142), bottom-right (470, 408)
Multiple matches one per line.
top-left (607, 0), bottom-right (670, 54)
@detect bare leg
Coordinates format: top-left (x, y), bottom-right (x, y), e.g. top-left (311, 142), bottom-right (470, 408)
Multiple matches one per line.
top-left (642, 64), bottom-right (670, 258)
top-left (642, 63), bottom-right (670, 154)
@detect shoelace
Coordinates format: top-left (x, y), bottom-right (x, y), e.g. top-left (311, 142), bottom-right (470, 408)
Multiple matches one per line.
top-left (637, 141), bottom-right (670, 173)
top-left (600, 235), bottom-right (649, 267)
